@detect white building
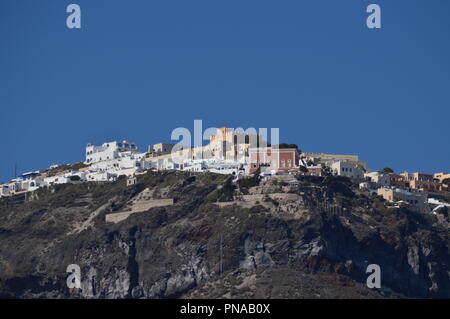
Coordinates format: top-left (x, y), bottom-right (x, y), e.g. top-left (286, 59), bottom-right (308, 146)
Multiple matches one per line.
top-left (146, 156), bottom-right (176, 171)
top-left (180, 159), bottom-right (244, 175)
top-left (181, 160), bottom-right (206, 172)
top-left (365, 171), bottom-right (390, 187)
top-left (86, 171), bottom-right (118, 182)
top-left (331, 161), bottom-right (364, 179)
top-left (0, 184), bottom-right (10, 197)
top-left (20, 179), bottom-right (45, 192)
top-left (91, 152), bottom-right (148, 172)
top-left (377, 187), bottom-right (429, 213)
top-left (85, 140), bottom-right (138, 164)
top-left (204, 159), bottom-right (243, 175)
top-left (44, 175), bottom-right (71, 185)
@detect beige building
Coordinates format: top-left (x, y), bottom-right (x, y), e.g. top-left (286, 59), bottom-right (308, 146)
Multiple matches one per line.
top-left (200, 127), bottom-right (265, 161)
top-left (0, 181), bottom-right (21, 197)
top-left (303, 152), bottom-right (366, 169)
top-left (364, 171), bottom-right (390, 187)
top-left (148, 143), bottom-right (175, 156)
top-left (434, 172), bottom-right (450, 184)
top-left (377, 187), bottom-right (429, 213)
top-left (400, 172), bottom-right (442, 192)
top-left (331, 161), bottom-right (364, 179)
top-left (146, 127), bottom-right (265, 167)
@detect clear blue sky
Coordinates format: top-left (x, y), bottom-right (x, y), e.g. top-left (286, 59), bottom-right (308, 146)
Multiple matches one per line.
top-left (1, 0), bottom-right (449, 182)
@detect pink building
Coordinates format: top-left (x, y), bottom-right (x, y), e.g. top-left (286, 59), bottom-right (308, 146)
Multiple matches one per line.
top-left (248, 147), bottom-right (299, 174)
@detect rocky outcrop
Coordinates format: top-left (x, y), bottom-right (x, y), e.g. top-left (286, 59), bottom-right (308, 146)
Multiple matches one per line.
top-left (0, 171), bottom-right (449, 298)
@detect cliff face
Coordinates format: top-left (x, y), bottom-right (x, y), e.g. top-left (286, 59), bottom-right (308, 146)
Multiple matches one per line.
top-left (0, 171), bottom-right (449, 299)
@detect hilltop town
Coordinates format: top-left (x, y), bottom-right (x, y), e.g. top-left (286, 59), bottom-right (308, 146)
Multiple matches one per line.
top-left (1, 127), bottom-right (449, 217)
top-left (1, 127), bottom-right (450, 298)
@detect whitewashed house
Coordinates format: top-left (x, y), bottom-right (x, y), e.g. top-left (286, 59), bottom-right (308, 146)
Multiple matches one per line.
top-left (0, 184), bottom-right (10, 197)
top-left (86, 171), bottom-right (117, 182)
top-left (364, 171), bottom-right (390, 187)
top-left (60, 171), bottom-right (88, 182)
top-left (204, 159), bottom-right (243, 175)
top-left (331, 161), bottom-right (364, 179)
top-left (181, 160), bottom-right (206, 172)
top-left (44, 175), bottom-right (71, 185)
top-left (20, 179), bottom-right (45, 192)
top-left (85, 140), bottom-right (138, 164)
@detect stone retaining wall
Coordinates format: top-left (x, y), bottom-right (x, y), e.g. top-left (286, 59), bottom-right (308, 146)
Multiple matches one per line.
top-left (105, 198), bottom-right (174, 223)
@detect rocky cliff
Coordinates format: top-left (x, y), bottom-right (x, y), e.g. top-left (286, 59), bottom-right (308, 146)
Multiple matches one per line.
top-left (0, 171), bottom-right (449, 298)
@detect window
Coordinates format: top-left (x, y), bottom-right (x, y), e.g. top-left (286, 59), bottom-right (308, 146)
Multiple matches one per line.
top-left (287, 160), bottom-right (291, 167)
top-left (281, 160), bottom-right (286, 168)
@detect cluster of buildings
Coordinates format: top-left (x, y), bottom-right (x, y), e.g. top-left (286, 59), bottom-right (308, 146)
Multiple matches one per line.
top-left (359, 171), bottom-right (450, 213)
top-left (1, 127), bottom-right (449, 215)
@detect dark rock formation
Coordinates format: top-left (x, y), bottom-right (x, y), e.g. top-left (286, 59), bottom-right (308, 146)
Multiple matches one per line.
top-left (0, 171), bottom-right (448, 298)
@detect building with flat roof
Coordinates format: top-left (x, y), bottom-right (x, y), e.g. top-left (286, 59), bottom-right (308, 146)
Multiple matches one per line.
top-left (400, 172), bottom-right (442, 192)
top-left (331, 161), bottom-right (364, 179)
top-left (302, 152), bottom-right (366, 169)
top-left (148, 143), bottom-right (176, 156)
top-left (377, 187), bottom-right (429, 213)
top-left (248, 147), bottom-right (299, 175)
top-left (365, 171), bottom-right (390, 187)
top-left (85, 140), bottom-right (138, 164)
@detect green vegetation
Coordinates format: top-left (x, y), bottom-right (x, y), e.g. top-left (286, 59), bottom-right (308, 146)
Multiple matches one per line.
top-left (237, 168), bottom-right (261, 194)
top-left (205, 177), bottom-right (236, 202)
